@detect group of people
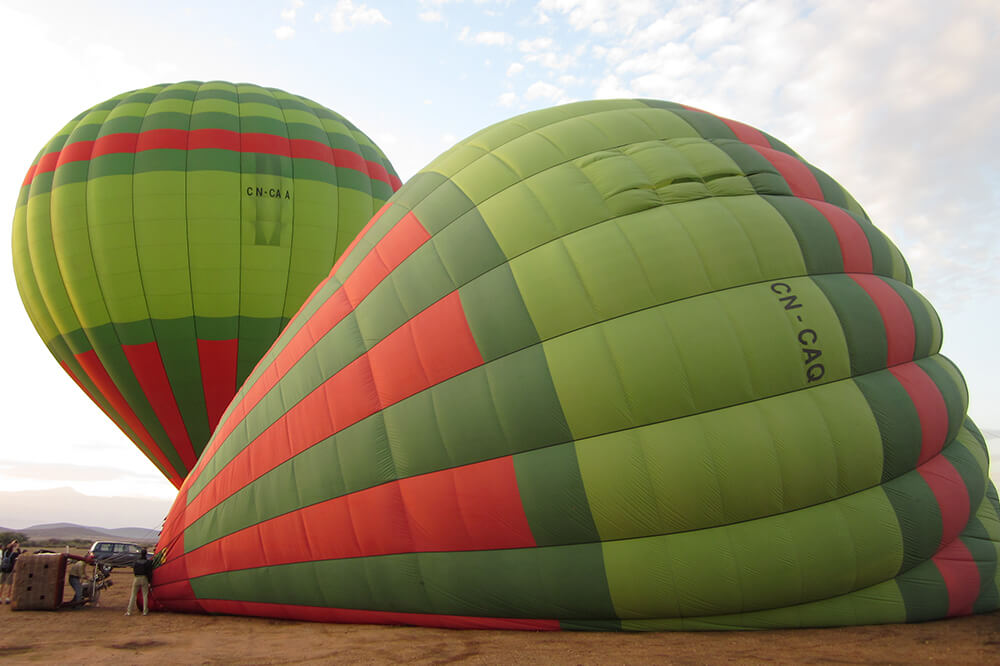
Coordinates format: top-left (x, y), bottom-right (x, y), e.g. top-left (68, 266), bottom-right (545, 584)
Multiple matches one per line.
top-left (0, 540), bottom-right (152, 614)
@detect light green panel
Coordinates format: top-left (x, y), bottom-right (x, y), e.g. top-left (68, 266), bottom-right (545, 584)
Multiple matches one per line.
top-left (240, 246), bottom-right (294, 318)
top-left (618, 579), bottom-right (906, 630)
top-left (544, 279), bottom-right (851, 440)
top-left (88, 175), bottom-right (149, 324)
top-left (512, 193), bottom-right (808, 340)
top-left (146, 97), bottom-right (192, 116)
top-left (603, 487), bottom-right (902, 619)
top-left (49, 180), bottom-right (111, 329)
top-left (478, 163), bottom-right (609, 259)
top-left (25, 192), bottom-right (82, 337)
top-left (280, 108), bottom-right (325, 128)
top-left (187, 171), bottom-right (241, 318)
top-left (133, 171), bottom-right (194, 319)
top-left (238, 102), bottom-right (284, 121)
top-left (284, 180), bottom-right (341, 318)
top-left (12, 206), bottom-right (61, 343)
top-left (577, 378), bottom-right (883, 540)
top-left (191, 97), bottom-right (238, 115)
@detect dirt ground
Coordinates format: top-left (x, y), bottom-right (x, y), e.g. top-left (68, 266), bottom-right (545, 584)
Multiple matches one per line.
top-left (0, 559), bottom-right (997, 665)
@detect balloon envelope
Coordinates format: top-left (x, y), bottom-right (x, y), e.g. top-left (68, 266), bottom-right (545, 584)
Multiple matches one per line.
top-left (153, 99), bottom-right (999, 629)
top-left (12, 81), bottom-right (401, 486)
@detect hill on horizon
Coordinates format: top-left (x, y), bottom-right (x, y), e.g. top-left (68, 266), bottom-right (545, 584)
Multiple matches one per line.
top-left (0, 521), bottom-right (159, 544)
top-left (0, 486), bottom-right (171, 531)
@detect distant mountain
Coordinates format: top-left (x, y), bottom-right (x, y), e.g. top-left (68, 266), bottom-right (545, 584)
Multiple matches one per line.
top-left (0, 522), bottom-right (158, 544)
top-left (0, 486), bottom-right (172, 531)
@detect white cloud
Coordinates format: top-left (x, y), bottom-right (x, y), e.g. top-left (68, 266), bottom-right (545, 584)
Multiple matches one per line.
top-left (419, 10), bottom-right (444, 22)
top-left (518, 37), bottom-right (554, 53)
top-left (323, 0), bottom-right (389, 32)
top-left (274, 25), bottom-right (295, 40)
top-left (281, 0), bottom-right (304, 21)
top-left (499, 91), bottom-right (517, 106)
top-left (524, 80), bottom-right (565, 102)
top-left (461, 29), bottom-right (513, 46)
top-left (507, 62), bottom-right (524, 76)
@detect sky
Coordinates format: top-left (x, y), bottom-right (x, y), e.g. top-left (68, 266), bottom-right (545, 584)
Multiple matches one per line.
top-left (0, 0), bottom-right (997, 529)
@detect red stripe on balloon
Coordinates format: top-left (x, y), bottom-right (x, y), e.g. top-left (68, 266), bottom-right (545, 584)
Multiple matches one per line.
top-left (73, 350), bottom-right (183, 487)
top-left (191, 206), bottom-right (428, 479)
top-left (849, 274), bottom-right (916, 366)
top-left (720, 118), bottom-right (770, 146)
top-left (121, 342), bottom-right (198, 472)
top-left (23, 130), bottom-right (399, 189)
top-left (917, 454), bottom-right (971, 550)
top-left (180, 456), bottom-right (534, 579)
top-left (171, 599), bottom-right (561, 630)
top-left (186, 290), bottom-right (484, 523)
top-left (807, 200), bottom-right (873, 273)
top-left (197, 339), bottom-right (239, 434)
top-left (752, 146), bottom-right (826, 201)
top-left (889, 363), bottom-right (950, 465)
top-left (931, 539), bottom-right (981, 617)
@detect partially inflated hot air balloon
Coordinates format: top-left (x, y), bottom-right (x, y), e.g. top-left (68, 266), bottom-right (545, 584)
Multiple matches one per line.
top-left (12, 81), bottom-right (400, 487)
top-left (153, 100), bottom-right (999, 629)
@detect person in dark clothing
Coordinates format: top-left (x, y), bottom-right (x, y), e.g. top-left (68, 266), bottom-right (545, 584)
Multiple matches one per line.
top-left (125, 548), bottom-right (154, 616)
top-left (0, 541), bottom-right (21, 604)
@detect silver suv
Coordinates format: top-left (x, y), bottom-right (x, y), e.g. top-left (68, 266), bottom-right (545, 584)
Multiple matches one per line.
top-left (87, 541), bottom-right (145, 568)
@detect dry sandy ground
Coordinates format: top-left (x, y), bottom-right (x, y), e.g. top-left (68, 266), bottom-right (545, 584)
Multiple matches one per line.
top-left (0, 565), bottom-right (997, 665)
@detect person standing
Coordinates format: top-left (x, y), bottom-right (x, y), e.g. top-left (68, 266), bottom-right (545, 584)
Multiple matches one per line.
top-left (125, 548), bottom-right (153, 616)
top-left (0, 541), bottom-right (21, 604)
top-left (67, 557), bottom-right (88, 605)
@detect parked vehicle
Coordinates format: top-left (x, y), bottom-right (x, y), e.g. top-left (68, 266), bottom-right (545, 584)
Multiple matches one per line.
top-left (87, 541), bottom-right (147, 568)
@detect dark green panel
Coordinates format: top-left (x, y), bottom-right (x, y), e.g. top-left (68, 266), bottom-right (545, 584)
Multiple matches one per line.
top-left (195, 315), bottom-right (241, 341)
top-left (855, 216), bottom-right (894, 277)
top-left (133, 149), bottom-right (188, 173)
top-left (896, 559), bottom-right (949, 623)
top-left (151, 317), bottom-right (211, 452)
top-left (883, 472), bottom-right (942, 573)
top-left (236, 316), bottom-right (286, 388)
top-left (941, 423), bottom-right (987, 506)
top-left (854, 371), bottom-right (923, 482)
top-left (716, 142), bottom-right (794, 196)
top-left (88, 153), bottom-right (137, 180)
top-left (136, 111), bottom-right (192, 131)
top-left (813, 274), bottom-right (887, 375)
top-left (670, 110), bottom-right (738, 141)
top-left (460, 264), bottom-right (540, 362)
top-left (430, 205), bottom-right (506, 287)
top-left (100, 115), bottom-right (145, 135)
top-left (237, 115), bottom-right (289, 136)
top-left (762, 194), bottom-right (844, 275)
top-left (411, 177), bottom-right (481, 235)
top-left (968, 535), bottom-right (999, 614)
top-left (190, 543), bottom-right (616, 620)
top-left (51, 161), bottom-right (90, 189)
top-left (806, 166), bottom-right (850, 211)
top-left (387, 171), bottom-right (447, 212)
top-left (189, 111), bottom-right (240, 132)
top-left (889, 283), bottom-right (937, 361)
top-left (514, 443), bottom-right (600, 546)
top-left (187, 149), bottom-right (241, 172)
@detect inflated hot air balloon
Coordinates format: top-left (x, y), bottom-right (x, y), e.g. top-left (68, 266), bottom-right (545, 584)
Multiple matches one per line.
top-left (153, 100), bottom-right (999, 629)
top-left (12, 81), bottom-right (401, 487)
